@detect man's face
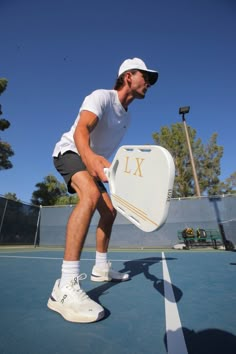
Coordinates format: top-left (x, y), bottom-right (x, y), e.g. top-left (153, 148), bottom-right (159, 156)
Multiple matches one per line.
top-left (129, 70), bottom-right (151, 99)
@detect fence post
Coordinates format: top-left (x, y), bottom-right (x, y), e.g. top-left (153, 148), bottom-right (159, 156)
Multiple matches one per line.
top-left (33, 205), bottom-right (42, 248)
top-left (0, 198), bottom-right (8, 242)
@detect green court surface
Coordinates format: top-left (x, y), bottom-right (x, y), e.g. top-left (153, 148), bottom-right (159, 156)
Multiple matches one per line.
top-left (0, 248), bottom-right (236, 354)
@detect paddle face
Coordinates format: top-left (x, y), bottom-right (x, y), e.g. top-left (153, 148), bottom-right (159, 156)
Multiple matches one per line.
top-left (104, 145), bottom-right (175, 232)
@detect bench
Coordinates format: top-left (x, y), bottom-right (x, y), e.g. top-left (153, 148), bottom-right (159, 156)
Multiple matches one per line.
top-left (177, 228), bottom-right (222, 249)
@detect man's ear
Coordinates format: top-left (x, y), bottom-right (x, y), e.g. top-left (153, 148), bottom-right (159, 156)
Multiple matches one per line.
top-left (125, 71), bottom-right (133, 86)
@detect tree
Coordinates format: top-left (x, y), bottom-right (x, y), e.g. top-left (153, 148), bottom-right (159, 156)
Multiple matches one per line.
top-left (152, 123), bottom-right (224, 197)
top-left (55, 194), bottom-right (79, 205)
top-left (31, 174), bottom-right (78, 206)
top-left (31, 175), bottom-right (67, 205)
top-left (220, 172), bottom-right (236, 194)
top-left (0, 78), bottom-right (14, 170)
top-left (4, 192), bottom-right (21, 202)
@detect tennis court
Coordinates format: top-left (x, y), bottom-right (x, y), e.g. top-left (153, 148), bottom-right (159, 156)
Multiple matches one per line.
top-left (0, 247), bottom-right (236, 354)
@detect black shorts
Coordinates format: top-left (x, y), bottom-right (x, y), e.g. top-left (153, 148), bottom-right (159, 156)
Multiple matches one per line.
top-left (53, 151), bottom-right (107, 194)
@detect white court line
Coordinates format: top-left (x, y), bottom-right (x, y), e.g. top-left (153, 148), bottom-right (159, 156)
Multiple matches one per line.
top-left (0, 255), bottom-right (153, 262)
top-left (162, 251), bottom-right (188, 354)
top-left (0, 255), bottom-right (127, 262)
top-left (0, 255), bottom-right (63, 260)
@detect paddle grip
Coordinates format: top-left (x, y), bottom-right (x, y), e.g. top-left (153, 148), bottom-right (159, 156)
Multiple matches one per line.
top-left (104, 168), bottom-right (109, 179)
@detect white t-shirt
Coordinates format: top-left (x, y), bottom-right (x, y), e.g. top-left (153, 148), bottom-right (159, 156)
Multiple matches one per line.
top-left (53, 89), bottom-right (131, 159)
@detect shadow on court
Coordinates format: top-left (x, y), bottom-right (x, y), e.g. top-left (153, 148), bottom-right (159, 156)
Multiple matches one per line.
top-left (164, 327), bottom-right (236, 354)
top-left (87, 256), bottom-right (182, 320)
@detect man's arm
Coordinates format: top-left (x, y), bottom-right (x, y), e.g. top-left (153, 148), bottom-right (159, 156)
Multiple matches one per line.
top-left (73, 110), bottom-right (110, 182)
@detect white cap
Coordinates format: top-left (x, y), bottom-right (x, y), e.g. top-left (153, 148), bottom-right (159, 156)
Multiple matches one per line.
top-left (118, 57), bottom-right (158, 85)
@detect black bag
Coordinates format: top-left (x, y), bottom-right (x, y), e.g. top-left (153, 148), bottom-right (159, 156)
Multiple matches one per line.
top-left (197, 228), bottom-right (207, 238)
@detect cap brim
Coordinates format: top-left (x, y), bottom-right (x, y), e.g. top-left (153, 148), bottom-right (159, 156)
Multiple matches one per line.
top-left (147, 71), bottom-right (159, 85)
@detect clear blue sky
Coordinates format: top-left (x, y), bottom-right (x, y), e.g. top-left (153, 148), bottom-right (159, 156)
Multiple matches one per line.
top-left (1, 0), bottom-right (235, 203)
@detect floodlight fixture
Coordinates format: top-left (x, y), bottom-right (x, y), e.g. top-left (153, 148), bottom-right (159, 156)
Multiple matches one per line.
top-left (179, 106), bottom-right (190, 115)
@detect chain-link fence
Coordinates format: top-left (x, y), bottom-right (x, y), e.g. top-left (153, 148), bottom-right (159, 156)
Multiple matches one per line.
top-left (0, 196), bottom-right (40, 246)
top-left (1, 194), bottom-right (235, 249)
top-left (39, 195), bottom-right (236, 249)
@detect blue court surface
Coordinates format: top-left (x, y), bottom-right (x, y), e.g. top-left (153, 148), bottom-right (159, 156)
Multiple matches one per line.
top-left (0, 248), bottom-right (236, 354)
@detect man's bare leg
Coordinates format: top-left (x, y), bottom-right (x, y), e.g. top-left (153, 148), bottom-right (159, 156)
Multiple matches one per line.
top-left (91, 191), bottom-right (130, 282)
top-left (63, 171), bottom-right (101, 261)
top-left (47, 173), bottom-right (105, 323)
top-left (96, 192), bottom-right (117, 253)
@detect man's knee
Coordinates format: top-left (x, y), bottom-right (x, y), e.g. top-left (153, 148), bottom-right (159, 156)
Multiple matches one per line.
top-left (71, 174), bottom-right (101, 207)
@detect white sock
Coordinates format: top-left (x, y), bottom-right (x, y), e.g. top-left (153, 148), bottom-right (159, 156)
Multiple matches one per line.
top-left (95, 251), bottom-right (108, 268)
top-left (59, 260), bottom-right (80, 288)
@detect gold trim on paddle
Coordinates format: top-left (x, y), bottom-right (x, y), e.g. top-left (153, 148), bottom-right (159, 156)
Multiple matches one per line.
top-left (112, 194), bottom-right (158, 227)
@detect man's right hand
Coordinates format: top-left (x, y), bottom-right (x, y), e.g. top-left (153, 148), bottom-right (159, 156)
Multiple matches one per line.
top-left (84, 151), bottom-right (111, 183)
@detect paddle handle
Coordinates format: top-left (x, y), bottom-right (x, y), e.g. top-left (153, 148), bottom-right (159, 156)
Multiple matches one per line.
top-left (104, 168), bottom-right (110, 179)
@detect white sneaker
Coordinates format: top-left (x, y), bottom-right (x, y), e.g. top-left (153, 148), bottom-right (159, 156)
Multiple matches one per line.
top-left (91, 262), bottom-right (130, 282)
top-left (47, 275), bottom-right (104, 323)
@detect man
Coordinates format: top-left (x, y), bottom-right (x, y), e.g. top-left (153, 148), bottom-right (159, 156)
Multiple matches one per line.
top-left (47, 57), bottom-right (158, 323)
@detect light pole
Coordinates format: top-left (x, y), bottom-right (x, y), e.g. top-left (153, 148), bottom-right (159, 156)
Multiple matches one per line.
top-left (179, 106), bottom-right (201, 197)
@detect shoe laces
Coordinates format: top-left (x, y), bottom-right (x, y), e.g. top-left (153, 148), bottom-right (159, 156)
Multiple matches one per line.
top-left (66, 274), bottom-right (89, 301)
